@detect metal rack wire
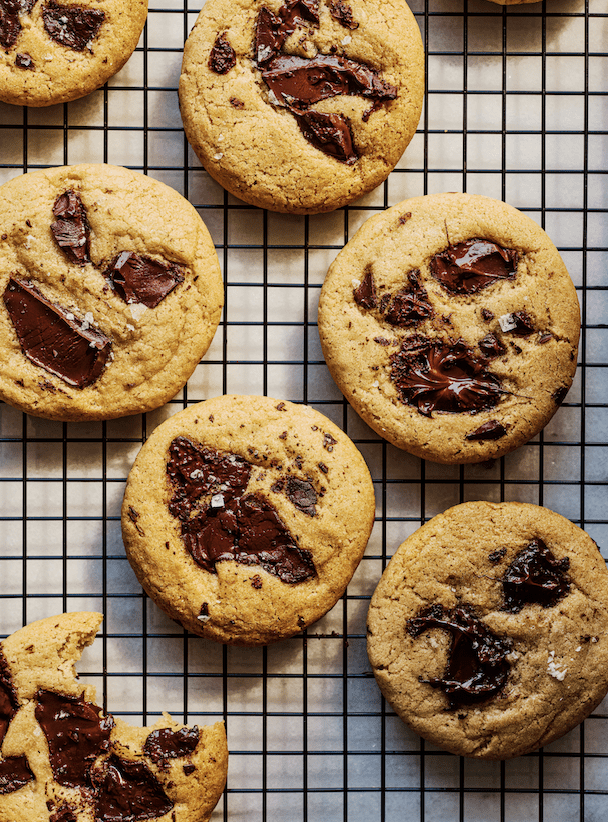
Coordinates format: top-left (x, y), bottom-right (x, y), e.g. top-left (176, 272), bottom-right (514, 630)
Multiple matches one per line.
top-left (1, 0), bottom-right (607, 819)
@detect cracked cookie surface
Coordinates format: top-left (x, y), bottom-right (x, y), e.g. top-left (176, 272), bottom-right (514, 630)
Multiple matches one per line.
top-left (367, 501), bottom-right (608, 760)
top-left (121, 394), bottom-right (376, 645)
top-left (318, 192), bottom-right (580, 464)
top-left (0, 163), bottom-right (223, 421)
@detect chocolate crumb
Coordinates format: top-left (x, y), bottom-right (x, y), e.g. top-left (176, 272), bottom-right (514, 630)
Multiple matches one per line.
top-left (488, 548), bottom-right (506, 564)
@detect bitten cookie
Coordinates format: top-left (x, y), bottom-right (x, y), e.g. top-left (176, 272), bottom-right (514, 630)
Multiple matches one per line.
top-left (0, 0), bottom-right (148, 107)
top-left (318, 192), bottom-right (580, 464)
top-left (179, 0), bottom-right (424, 214)
top-left (0, 164), bottom-right (223, 421)
top-left (0, 612), bottom-right (228, 821)
top-left (367, 501), bottom-right (608, 760)
top-left (121, 395), bottom-right (376, 645)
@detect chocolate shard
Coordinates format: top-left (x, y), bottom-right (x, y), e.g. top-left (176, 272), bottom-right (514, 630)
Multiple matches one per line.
top-left (51, 189), bottom-right (91, 265)
top-left (509, 310), bottom-right (535, 337)
top-left (0, 755), bottom-right (35, 794)
top-left (92, 753), bottom-right (173, 822)
top-left (208, 31), bottom-right (236, 74)
top-left (15, 51), bottom-right (35, 69)
top-left (478, 332), bottom-right (506, 360)
top-left (328, 0), bottom-right (358, 29)
top-left (3, 277), bottom-right (112, 388)
top-left (465, 420), bottom-right (507, 441)
top-left (105, 251), bottom-right (185, 309)
top-left (353, 267), bottom-right (377, 309)
top-left (291, 107), bottom-right (357, 164)
top-left (42, 1), bottom-right (105, 51)
top-left (284, 476), bottom-right (317, 516)
top-left (407, 603), bottom-right (511, 708)
top-left (430, 239), bottom-right (518, 295)
top-left (383, 270), bottom-right (433, 328)
top-left (0, 0), bottom-right (36, 49)
top-left (143, 726), bottom-right (200, 769)
top-left (502, 538), bottom-right (570, 613)
top-left (389, 335), bottom-right (505, 416)
top-left (35, 690), bottom-right (114, 788)
top-left (0, 650), bottom-right (19, 748)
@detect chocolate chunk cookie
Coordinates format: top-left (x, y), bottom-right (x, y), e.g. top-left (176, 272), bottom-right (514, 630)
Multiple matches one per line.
top-left (318, 192), bottom-right (580, 463)
top-left (0, 612), bottom-right (227, 821)
top-left (367, 501), bottom-right (608, 760)
top-left (121, 395), bottom-right (376, 645)
top-left (0, 164), bottom-right (223, 421)
top-left (0, 1), bottom-right (147, 107)
top-left (179, 0), bottom-right (424, 213)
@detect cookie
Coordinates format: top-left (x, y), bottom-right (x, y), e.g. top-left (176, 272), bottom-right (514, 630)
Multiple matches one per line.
top-left (179, 0), bottom-right (424, 214)
top-left (0, 1), bottom-right (148, 107)
top-left (318, 192), bottom-right (580, 464)
top-left (0, 163), bottom-right (223, 421)
top-left (121, 395), bottom-right (376, 646)
top-left (367, 501), bottom-right (608, 760)
top-left (0, 611), bottom-right (228, 821)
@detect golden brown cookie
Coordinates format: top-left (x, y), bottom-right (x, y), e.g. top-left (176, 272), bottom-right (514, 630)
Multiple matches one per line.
top-left (367, 501), bottom-right (608, 760)
top-left (318, 192), bottom-right (580, 464)
top-left (0, 1), bottom-right (148, 107)
top-left (0, 164), bottom-right (223, 421)
top-left (0, 612), bottom-right (227, 821)
top-left (121, 395), bottom-right (376, 646)
top-left (179, 0), bottom-right (424, 214)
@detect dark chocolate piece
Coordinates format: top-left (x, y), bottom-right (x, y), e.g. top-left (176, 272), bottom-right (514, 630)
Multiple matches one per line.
top-left (284, 476), bottom-right (317, 516)
top-left (0, 755), bottom-right (35, 794)
top-left (49, 803), bottom-right (77, 822)
top-left (383, 270), bottom-right (433, 328)
top-left (290, 107), bottom-right (356, 165)
top-left (553, 385), bottom-right (569, 406)
top-left (0, 651), bottom-right (19, 747)
top-left (488, 547), bottom-right (506, 564)
top-left (35, 690), bottom-right (113, 788)
top-left (508, 310), bottom-right (535, 337)
top-left (51, 189), bottom-right (91, 265)
top-left (42, 1), bottom-right (105, 51)
top-left (328, 0), bottom-right (358, 29)
top-left (430, 239), bottom-right (518, 295)
top-left (0, 0), bottom-right (36, 49)
top-left (15, 51), bottom-right (34, 69)
top-left (502, 538), bottom-right (570, 613)
top-left (481, 308), bottom-right (494, 321)
top-left (539, 331), bottom-right (553, 344)
top-left (3, 277), bottom-right (112, 388)
top-left (208, 31), bottom-right (236, 74)
top-left (92, 753), bottom-right (173, 822)
top-left (465, 420), bottom-right (507, 441)
top-left (143, 726), bottom-right (199, 769)
top-left (478, 333), bottom-right (506, 360)
top-left (167, 438), bottom-right (316, 584)
top-left (389, 335), bottom-right (504, 416)
top-left (183, 763), bottom-right (196, 776)
top-left (353, 267), bottom-right (377, 309)
top-left (407, 603), bottom-right (511, 707)
top-left (255, 0), bottom-right (319, 65)
top-left (105, 251), bottom-right (185, 308)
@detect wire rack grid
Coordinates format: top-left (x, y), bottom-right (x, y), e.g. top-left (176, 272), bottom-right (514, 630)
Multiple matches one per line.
top-left (1, 0), bottom-right (608, 820)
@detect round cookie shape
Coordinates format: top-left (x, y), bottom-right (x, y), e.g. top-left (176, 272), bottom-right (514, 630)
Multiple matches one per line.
top-left (0, 164), bottom-right (224, 421)
top-left (121, 395), bottom-right (376, 645)
top-left (0, 1), bottom-right (148, 107)
top-left (318, 192), bottom-right (580, 464)
top-left (179, 0), bottom-right (424, 214)
top-left (0, 612), bottom-right (228, 821)
top-left (367, 501), bottom-right (608, 760)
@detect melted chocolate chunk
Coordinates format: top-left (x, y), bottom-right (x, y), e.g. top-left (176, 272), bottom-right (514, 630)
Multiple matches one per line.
top-left (255, 0), bottom-right (319, 65)
top-left (353, 267), bottom-right (377, 309)
top-left (553, 385), bottom-right (569, 406)
top-left (42, 1), bottom-right (105, 51)
top-left (92, 754), bottom-right (173, 822)
top-left (465, 420), bottom-right (507, 441)
top-left (508, 310), bottom-right (535, 336)
top-left (3, 277), bottom-right (112, 388)
top-left (407, 603), bottom-right (511, 707)
top-left (183, 763), bottom-right (196, 776)
top-left (383, 270), bottom-right (433, 328)
top-left (290, 107), bottom-right (356, 164)
top-left (478, 332), bottom-right (506, 360)
top-left (35, 690), bottom-right (113, 788)
top-left (284, 476), bottom-right (317, 516)
top-left (0, 651), bottom-right (18, 747)
top-left (167, 438), bottom-right (316, 584)
top-left (208, 31), bottom-right (236, 74)
top-left (143, 726), bottom-right (199, 769)
top-left (51, 189), bottom-right (91, 265)
top-left (389, 336), bottom-right (504, 416)
top-left (430, 239), bottom-right (518, 295)
top-left (49, 803), bottom-right (77, 822)
top-left (0, 0), bottom-right (36, 48)
top-left (0, 755), bottom-right (35, 794)
top-left (328, 0), bottom-right (358, 29)
top-left (502, 538), bottom-right (570, 613)
top-left (15, 51), bottom-right (34, 69)
top-left (105, 251), bottom-right (185, 308)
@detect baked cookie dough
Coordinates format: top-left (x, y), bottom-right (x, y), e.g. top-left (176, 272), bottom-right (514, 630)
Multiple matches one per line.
top-left (367, 501), bottom-right (608, 760)
top-left (0, 164), bottom-right (223, 421)
top-left (121, 395), bottom-right (376, 645)
top-left (0, 612), bottom-right (227, 821)
top-left (318, 192), bottom-right (580, 464)
top-left (0, 0), bottom-right (148, 107)
top-left (179, 0), bottom-right (424, 214)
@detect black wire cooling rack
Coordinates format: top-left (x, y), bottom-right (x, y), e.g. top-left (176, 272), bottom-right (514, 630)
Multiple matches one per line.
top-left (1, 1), bottom-right (607, 820)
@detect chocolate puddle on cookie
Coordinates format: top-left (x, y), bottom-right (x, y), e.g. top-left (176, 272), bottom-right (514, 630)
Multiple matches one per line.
top-left (143, 726), bottom-right (199, 770)
top-left (0, 0), bottom-right (37, 49)
top-left (0, 755), bottom-right (35, 794)
top-left (389, 335), bottom-right (505, 416)
top-left (92, 754), bottom-right (174, 822)
top-left (502, 538), bottom-right (571, 613)
top-left (167, 436), bottom-right (317, 584)
top-left (407, 604), bottom-right (511, 707)
top-left (430, 239), bottom-right (518, 295)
